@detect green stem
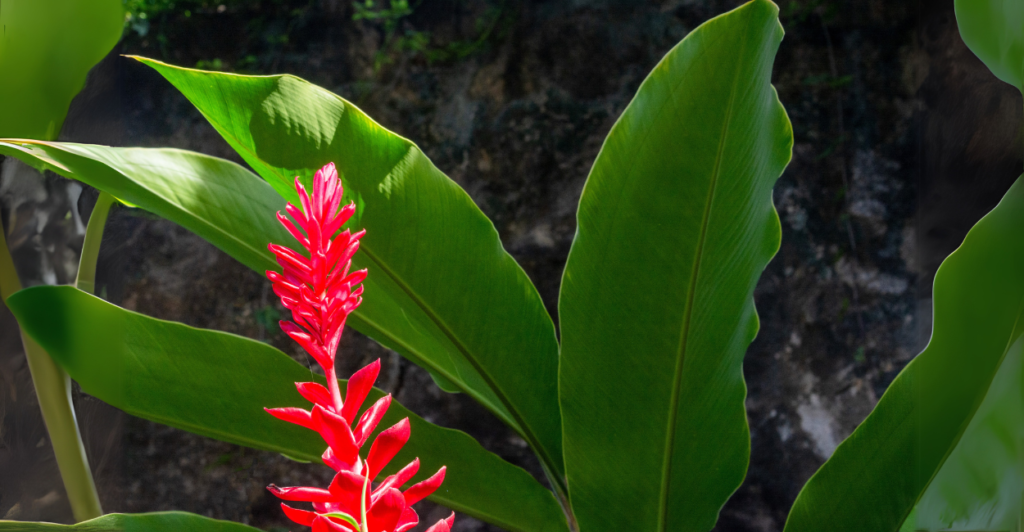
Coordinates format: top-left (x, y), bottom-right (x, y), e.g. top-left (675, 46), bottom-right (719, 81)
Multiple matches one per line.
top-left (0, 210), bottom-right (102, 521)
top-left (360, 461), bottom-right (370, 532)
top-left (75, 192), bottom-right (114, 293)
top-left (540, 460), bottom-right (578, 532)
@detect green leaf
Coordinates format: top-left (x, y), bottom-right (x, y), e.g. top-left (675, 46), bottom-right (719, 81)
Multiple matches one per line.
top-left (6, 286), bottom-right (568, 532)
top-left (783, 175), bottom-right (1024, 532)
top-left (908, 334), bottom-right (1024, 531)
top-left (0, 0), bottom-right (124, 140)
top-left (557, 1), bottom-right (791, 531)
top-left (954, 0), bottom-right (1024, 91)
top-left (131, 55), bottom-right (565, 484)
top-left (0, 512), bottom-right (261, 532)
top-left (0, 141), bottom-right (289, 276)
top-left (0, 137), bottom-right (559, 491)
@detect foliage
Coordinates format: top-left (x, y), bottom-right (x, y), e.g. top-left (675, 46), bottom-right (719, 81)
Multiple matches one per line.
top-left (134, 54), bottom-right (569, 493)
top-left (954, 0), bottom-right (1024, 91)
top-left (5, 285), bottom-right (565, 531)
top-left (353, 0), bottom-right (505, 69)
top-left (558, 1), bottom-right (791, 530)
top-left (782, 1), bottom-right (1024, 530)
top-left (4, 0), bottom-right (927, 530)
top-left (784, 176), bottom-right (1024, 532)
top-left (351, 0), bottom-right (415, 24)
top-left (124, 0), bottom-right (250, 34)
top-left (31, 0), bottom-right (1024, 530)
top-left (0, 512), bottom-right (263, 531)
top-left (121, 0), bottom-right (503, 74)
top-left (0, 0), bottom-right (124, 139)
top-left (22, 0), bottom-right (1024, 529)
top-left (121, 0), bottom-right (314, 70)
top-left (0, 2), bottom-right (126, 522)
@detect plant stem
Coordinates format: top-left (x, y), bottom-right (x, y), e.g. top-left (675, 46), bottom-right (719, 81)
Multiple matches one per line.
top-left (0, 194), bottom-right (102, 521)
top-left (75, 192), bottom-right (114, 293)
top-left (360, 460), bottom-right (370, 532)
top-left (540, 460), bottom-right (578, 532)
top-left (20, 333), bottom-right (102, 521)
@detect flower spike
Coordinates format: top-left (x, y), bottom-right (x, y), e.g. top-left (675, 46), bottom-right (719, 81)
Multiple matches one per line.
top-left (267, 163), bottom-right (367, 375)
top-left (263, 163), bottom-right (452, 532)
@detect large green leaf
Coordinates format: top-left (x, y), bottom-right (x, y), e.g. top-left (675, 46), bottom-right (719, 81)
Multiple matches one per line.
top-left (0, 141), bottom-right (289, 275)
top-left (784, 175), bottom-right (1024, 532)
top-left (0, 0), bottom-right (124, 140)
top-left (0, 512), bottom-right (260, 532)
top-left (7, 286), bottom-right (568, 532)
top-left (131, 56), bottom-right (565, 485)
top-left (557, 1), bottom-right (791, 531)
top-left (954, 0), bottom-right (1024, 91)
top-left (903, 335), bottom-right (1024, 531)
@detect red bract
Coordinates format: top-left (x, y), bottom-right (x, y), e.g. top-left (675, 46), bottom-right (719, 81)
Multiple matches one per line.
top-left (267, 360), bottom-right (450, 532)
top-left (264, 163), bottom-right (452, 532)
top-left (267, 162), bottom-right (367, 411)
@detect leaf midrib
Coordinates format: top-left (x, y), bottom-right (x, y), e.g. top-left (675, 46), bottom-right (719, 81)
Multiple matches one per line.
top-left (896, 293), bottom-right (1024, 529)
top-left (656, 30), bottom-right (746, 532)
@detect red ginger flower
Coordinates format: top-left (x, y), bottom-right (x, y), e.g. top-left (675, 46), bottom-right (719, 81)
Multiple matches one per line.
top-left (268, 163), bottom-right (366, 375)
top-left (264, 163), bottom-right (453, 532)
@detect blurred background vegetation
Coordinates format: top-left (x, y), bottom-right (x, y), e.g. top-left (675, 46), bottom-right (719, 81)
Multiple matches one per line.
top-left (123, 0), bottom-right (508, 74)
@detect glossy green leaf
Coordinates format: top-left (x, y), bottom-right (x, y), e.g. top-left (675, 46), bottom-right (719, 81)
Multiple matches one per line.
top-left (0, 512), bottom-right (261, 532)
top-left (0, 141), bottom-right (289, 276)
top-left (784, 175), bottom-right (1024, 532)
top-left (132, 56), bottom-right (565, 485)
top-left (0, 0), bottom-right (124, 140)
top-left (904, 334), bottom-right (1024, 531)
top-left (557, 1), bottom-right (791, 531)
top-left (954, 0), bottom-right (1024, 90)
top-left (7, 286), bottom-right (568, 532)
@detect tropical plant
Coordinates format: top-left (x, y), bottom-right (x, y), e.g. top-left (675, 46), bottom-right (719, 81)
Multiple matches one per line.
top-left (0, 0), bottom-right (793, 531)
top-left (783, 1), bottom-right (1024, 531)
top-left (0, 0), bottom-right (124, 140)
top-left (0, 0), bottom-right (125, 522)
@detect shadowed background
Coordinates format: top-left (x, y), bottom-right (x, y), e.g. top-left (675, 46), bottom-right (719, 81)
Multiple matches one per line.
top-left (0, 0), bottom-right (1020, 530)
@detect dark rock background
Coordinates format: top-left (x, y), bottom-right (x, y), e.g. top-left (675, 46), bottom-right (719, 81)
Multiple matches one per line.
top-left (1, 0), bottom-right (1021, 530)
